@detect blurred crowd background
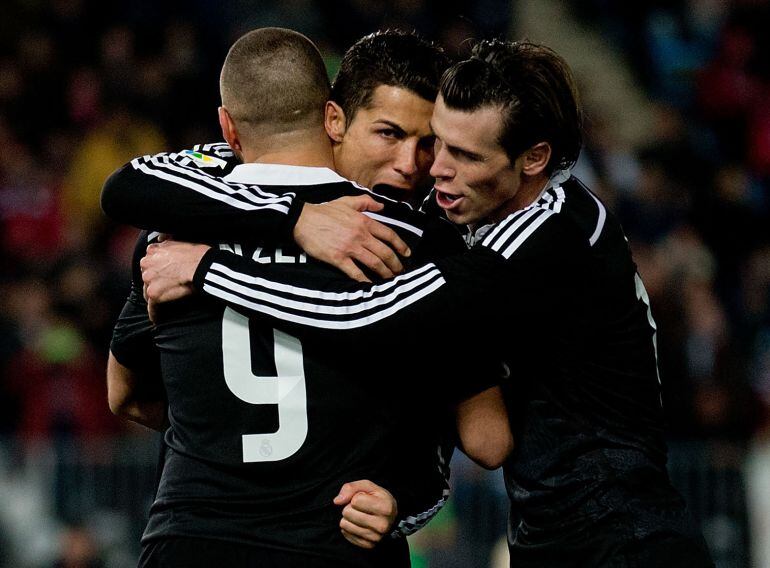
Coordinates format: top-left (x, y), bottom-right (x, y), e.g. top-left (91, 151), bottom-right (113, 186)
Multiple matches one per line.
top-left (0, 0), bottom-right (768, 566)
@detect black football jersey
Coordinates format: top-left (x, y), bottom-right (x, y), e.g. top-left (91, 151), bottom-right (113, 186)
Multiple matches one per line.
top-left (107, 152), bottom-right (494, 564)
top-left (179, 171), bottom-right (704, 557)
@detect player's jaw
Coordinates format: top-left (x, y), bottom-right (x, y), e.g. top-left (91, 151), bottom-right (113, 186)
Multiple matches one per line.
top-left (432, 157), bottom-right (524, 226)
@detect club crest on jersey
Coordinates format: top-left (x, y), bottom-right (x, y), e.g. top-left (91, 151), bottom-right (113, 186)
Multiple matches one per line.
top-left (183, 149), bottom-right (228, 169)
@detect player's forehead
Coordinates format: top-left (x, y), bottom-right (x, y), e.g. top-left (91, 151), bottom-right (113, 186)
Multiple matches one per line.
top-left (432, 95), bottom-right (506, 155)
top-left (351, 84), bottom-right (435, 136)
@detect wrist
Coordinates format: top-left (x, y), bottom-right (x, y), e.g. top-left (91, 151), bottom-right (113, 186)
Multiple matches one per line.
top-left (287, 199), bottom-right (306, 244)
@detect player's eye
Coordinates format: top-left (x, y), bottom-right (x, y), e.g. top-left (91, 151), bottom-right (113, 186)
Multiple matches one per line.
top-left (378, 128), bottom-right (403, 140)
top-left (449, 146), bottom-right (479, 162)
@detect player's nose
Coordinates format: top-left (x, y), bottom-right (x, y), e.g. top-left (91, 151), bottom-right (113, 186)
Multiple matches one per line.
top-left (393, 141), bottom-right (419, 177)
top-left (429, 145), bottom-right (453, 180)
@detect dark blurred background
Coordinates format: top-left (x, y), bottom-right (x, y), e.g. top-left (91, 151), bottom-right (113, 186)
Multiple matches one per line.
top-left (0, 0), bottom-right (768, 566)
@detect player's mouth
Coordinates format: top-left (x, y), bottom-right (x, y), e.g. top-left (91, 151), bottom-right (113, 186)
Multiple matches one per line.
top-left (435, 188), bottom-right (464, 210)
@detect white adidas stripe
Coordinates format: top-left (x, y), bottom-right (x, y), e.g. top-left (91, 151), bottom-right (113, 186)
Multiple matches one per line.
top-left (584, 187), bottom-right (606, 246)
top-left (202, 276), bottom-right (446, 329)
top-left (486, 208), bottom-right (545, 252)
top-left (480, 208), bottom-right (531, 248)
top-left (500, 209), bottom-right (555, 258)
top-left (480, 185), bottom-right (564, 256)
top-left (204, 265), bottom-right (443, 317)
top-left (132, 160), bottom-right (291, 213)
top-left (144, 156), bottom-right (293, 204)
top-left (207, 261), bottom-right (439, 302)
top-left (363, 212), bottom-right (423, 237)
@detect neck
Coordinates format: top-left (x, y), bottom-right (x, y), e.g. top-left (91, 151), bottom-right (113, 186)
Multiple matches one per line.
top-left (472, 172), bottom-right (551, 232)
top-left (510, 173), bottom-right (551, 211)
top-left (240, 128), bottom-right (335, 169)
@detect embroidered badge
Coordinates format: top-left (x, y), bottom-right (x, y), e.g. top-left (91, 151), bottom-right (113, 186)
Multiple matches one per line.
top-left (183, 149), bottom-right (228, 168)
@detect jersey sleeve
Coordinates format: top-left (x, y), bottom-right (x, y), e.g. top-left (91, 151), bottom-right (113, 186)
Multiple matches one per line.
top-left (188, 210), bottom-right (576, 400)
top-left (101, 143), bottom-right (303, 243)
top-left (191, 246), bottom-right (499, 353)
top-left (192, 203), bottom-right (576, 324)
top-left (110, 231), bottom-right (162, 382)
top-left (388, 436), bottom-right (454, 538)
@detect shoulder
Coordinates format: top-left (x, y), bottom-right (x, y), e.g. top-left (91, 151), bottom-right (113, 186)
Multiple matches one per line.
top-left (477, 184), bottom-right (574, 262)
top-left (477, 174), bottom-right (620, 262)
top-left (130, 141), bottom-right (240, 176)
top-left (559, 176), bottom-right (615, 246)
top-left (190, 142), bottom-right (236, 160)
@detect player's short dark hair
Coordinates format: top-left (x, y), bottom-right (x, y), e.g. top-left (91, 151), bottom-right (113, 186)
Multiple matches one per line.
top-left (440, 40), bottom-right (583, 173)
top-left (220, 27), bottom-right (330, 135)
top-left (331, 30), bottom-right (450, 122)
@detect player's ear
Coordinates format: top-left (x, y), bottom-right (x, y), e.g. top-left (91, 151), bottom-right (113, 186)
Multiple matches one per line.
top-left (219, 106), bottom-right (242, 154)
top-left (521, 142), bottom-right (551, 177)
top-left (324, 101), bottom-right (347, 143)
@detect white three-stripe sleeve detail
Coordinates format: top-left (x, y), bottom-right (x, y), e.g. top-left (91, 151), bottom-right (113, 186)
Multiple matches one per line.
top-left (500, 209), bottom-right (556, 259)
top-left (149, 156), bottom-right (290, 201)
top-left (208, 261), bottom-right (439, 301)
top-left (142, 156), bottom-right (294, 203)
top-left (203, 267), bottom-right (443, 316)
top-left (131, 154), bottom-right (284, 203)
top-left (201, 277), bottom-right (446, 329)
top-left (362, 212), bottom-right (424, 237)
top-left (132, 161), bottom-right (291, 213)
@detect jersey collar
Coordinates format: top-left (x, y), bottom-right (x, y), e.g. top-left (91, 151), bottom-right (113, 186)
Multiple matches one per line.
top-left (533, 167), bottom-right (571, 202)
top-left (223, 163), bottom-right (349, 186)
top-left (465, 168), bottom-right (572, 246)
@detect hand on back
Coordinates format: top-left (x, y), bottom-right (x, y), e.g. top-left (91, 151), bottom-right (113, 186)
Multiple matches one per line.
top-left (141, 240), bottom-right (211, 321)
top-left (294, 195), bottom-right (411, 283)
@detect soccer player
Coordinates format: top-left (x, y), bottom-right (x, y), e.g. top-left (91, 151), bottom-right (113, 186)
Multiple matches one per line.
top-left (106, 29), bottom-right (453, 432)
top-left (106, 28), bottom-right (509, 567)
top-left (140, 40), bottom-right (715, 567)
top-left (103, 30), bottom-right (450, 283)
top-left (105, 30), bottom-right (511, 544)
top-left (104, 28), bottom-right (514, 546)
top-left (323, 30), bottom-right (442, 206)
